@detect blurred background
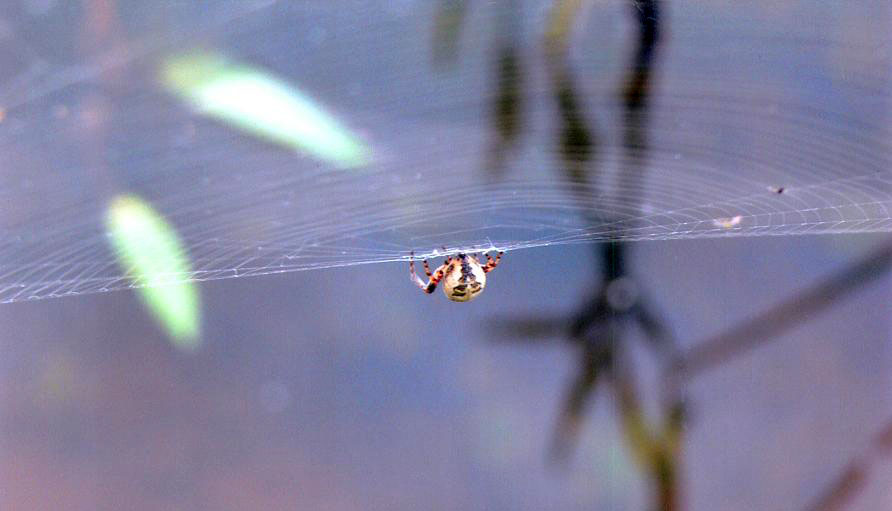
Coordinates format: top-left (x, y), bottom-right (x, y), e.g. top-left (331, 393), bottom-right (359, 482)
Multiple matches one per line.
top-left (1, 1), bottom-right (890, 510)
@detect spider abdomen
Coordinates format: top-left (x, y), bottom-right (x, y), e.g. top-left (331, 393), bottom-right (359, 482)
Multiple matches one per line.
top-left (442, 255), bottom-right (486, 302)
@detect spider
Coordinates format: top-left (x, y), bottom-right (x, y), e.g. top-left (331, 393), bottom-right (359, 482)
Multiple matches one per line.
top-left (410, 250), bottom-right (504, 302)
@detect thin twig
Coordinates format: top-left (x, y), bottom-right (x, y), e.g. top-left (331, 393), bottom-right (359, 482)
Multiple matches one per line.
top-left (679, 241), bottom-right (892, 378)
top-left (805, 419), bottom-right (892, 511)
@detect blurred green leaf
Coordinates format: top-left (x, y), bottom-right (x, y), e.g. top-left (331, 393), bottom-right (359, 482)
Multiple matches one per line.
top-left (106, 195), bottom-right (201, 351)
top-left (161, 52), bottom-right (371, 169)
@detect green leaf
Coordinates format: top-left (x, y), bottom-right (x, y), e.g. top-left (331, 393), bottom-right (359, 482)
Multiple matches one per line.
top-left (106, 195), bottom-right (201, 351)
top-left (161, 52), bottom-right (371, 169)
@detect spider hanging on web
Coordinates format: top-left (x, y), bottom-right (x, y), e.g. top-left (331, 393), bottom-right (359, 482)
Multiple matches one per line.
top-left (410, 250), bottom-right (503, 302)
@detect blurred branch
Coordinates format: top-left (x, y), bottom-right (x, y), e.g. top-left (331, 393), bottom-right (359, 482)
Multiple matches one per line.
top-left (488, 315), bottom-right (569, 341)
top-left (545, 0), bottom-right (587, 58)
top-left (485, 1), bottom-right (890, 510)
top-left (550, 344), bottom-right (610, 462)
top-left (486, 0), bottom-right (525, 180)
top-left (805, 419), bottom-right (892, 511)
top-left (677, 241), bottom-right (892, 510)
top-left (614, 348), bottom-right (684, 511)
top-left (431, 0), bottom-right (468, 67)
top-left (491, 238), bottom-right (892, 511)
top-left (678, 241), bottom-right (892, 379)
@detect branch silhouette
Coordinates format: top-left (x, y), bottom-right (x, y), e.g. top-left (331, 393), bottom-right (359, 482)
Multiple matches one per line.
top-left (478, 0), bottom-right (892, 509)
top-left (805, 419), bottom-right (892, 511)
top-left (678, 241), bottom-right (892, 379)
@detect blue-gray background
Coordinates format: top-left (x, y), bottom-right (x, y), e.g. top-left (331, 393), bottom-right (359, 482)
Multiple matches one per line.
top-left (1, 1), bottom-right (890, 510)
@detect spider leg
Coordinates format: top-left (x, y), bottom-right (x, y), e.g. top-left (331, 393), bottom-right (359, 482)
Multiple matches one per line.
top-left (483, 251), bottom-right (504, 273)
top-left (410, 252), bottom-right (427, 289)
top-left (423, 264), bottom-right (448, 293)
top-left (410, 252), bottom-right (448, 294)
top-left (423, 256), bottom-right (451, 276)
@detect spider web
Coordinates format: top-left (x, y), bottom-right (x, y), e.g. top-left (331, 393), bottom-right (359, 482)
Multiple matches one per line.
top-left (0, 0), bottom-right (889, 302)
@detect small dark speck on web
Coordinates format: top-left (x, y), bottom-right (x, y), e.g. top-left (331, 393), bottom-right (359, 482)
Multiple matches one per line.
top-left (769, 186), bottom-right (785, 194)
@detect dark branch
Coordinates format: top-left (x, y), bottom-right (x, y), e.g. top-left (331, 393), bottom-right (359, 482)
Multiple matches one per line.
top-left (805, 418), bottom-right (892, 511)
top-left (679, 241), bottom-right (892, 378)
